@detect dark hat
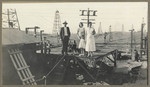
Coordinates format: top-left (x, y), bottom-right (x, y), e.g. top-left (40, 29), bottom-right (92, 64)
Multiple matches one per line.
top-left (63, 21), bottom-right (68, 24)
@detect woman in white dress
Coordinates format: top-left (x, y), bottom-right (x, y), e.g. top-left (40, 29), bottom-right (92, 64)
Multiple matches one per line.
top-left (77, 22), bottom-right (86, 56)
top-left (85, 22), bottom-right (96, 57)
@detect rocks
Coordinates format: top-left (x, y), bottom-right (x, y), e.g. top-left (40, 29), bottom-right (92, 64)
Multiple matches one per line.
top-left (76, 74), bottom-right (84, 80)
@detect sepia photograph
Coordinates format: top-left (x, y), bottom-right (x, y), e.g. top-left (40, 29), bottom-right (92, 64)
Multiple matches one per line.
top-left (1, 2), bottom-right (148, 85)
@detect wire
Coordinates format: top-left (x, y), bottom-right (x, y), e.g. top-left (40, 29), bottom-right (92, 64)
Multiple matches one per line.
top-left (45, 55), bottom-right (65, 77)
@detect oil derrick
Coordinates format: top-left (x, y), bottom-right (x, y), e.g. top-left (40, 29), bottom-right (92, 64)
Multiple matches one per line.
top-left (53, 10), bottom-right (61, 35)
top-left (109, 25), bottom-right (113, 42)
top-left (80, 8), bottom-right (97, 27)
top-left (2, 9), bottom-right (20, 30)
top-left (97, 22), bottom-right (103, 34)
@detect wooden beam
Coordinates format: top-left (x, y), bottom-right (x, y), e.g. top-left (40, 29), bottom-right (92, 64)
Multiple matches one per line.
top-left (106, 56), bottom-right (115, 63)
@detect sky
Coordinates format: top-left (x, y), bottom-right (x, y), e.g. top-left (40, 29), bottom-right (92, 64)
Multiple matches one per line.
top-left (2, 2), bottom-right (148, 34)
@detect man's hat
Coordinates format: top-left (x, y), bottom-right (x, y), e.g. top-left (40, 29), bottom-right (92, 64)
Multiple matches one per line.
top-left (63, 21), bottom-right (68, 24)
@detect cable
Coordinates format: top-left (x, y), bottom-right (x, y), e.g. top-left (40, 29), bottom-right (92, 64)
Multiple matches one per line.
top-left (45, 55), bottom-right (65, 77)
top-left (25, 55), bottom-right (65, 85)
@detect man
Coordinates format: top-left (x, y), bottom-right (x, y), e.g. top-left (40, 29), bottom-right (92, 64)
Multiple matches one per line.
top-left (60, 21), bottom-right (71, 55)
top-left (134, 50), bottom-right (140, 62)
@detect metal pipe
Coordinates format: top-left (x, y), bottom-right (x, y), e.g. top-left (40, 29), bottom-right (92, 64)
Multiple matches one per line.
top-left (141, 24), bottom-right (144, 49)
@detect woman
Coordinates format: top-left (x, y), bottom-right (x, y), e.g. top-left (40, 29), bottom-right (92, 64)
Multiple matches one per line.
top-left (77, 22), bottom-right (86, 56)
top-left (85, 22), bottom-right (96, 57)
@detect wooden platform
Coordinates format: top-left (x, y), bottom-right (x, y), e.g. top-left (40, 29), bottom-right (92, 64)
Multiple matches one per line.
top-left (37, 42), bottom-right (144, 73)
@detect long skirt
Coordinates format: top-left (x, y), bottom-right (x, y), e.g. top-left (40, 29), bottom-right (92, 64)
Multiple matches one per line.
top-left (78, 39), bottom-right (86, 49)
top-left (85, 35), bottom-right (96, 51)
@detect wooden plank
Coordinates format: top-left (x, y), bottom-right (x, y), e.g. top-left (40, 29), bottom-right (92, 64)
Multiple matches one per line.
top-left (17, 66), bottom-right (30, 71)
top-left (9, 50), bottom-right (22, 55)
top-left (106, 56), bottom-right (115, 63)
top-left (11, 49), bottom-right (30, 85)
top-left (9, 48), bottom-right (37, 85)
top-left (96, 50), bottom-right (117, 61)
top-left (14, 49), bottom-right (34, 85)
top-left (19, 53), bottom-right (37, 85)
top-left (16, 49), bottom-right (37, 85)
top-left (14, 55), bottom-right (30, 84)
top-left (9, 54), bottom-right (25, 85)
top-left (22, 76), bottom-right (35, 82)
top-left (8, 49), bottom-right (25, 85)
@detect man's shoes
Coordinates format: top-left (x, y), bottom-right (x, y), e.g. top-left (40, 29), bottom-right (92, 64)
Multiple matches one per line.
top-left (62, 52), bottom-right (64, 55)
top-left (62, 50), bottom-right (64, 55)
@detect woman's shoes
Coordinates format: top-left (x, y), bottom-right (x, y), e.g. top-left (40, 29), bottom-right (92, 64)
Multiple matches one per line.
top-left (87, 55), bottom-right (91, 57)
top-left (87, 54), bottom-right (93, 57)
top-left (79, 54), bottom-right (84, 56)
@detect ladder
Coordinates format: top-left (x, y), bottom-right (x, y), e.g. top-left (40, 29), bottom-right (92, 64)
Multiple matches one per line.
top-left (8, 48), bottom-right (37, 85)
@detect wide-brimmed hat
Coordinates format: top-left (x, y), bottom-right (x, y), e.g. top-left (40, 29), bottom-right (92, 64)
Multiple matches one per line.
top-left (63, 21), bottom-right (68, 24)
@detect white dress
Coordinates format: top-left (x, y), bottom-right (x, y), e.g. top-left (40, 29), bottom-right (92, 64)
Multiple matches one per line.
top-left (78, 28), bottom-right (86, 49)
top-left (85, 27), bottom-right (96, 51)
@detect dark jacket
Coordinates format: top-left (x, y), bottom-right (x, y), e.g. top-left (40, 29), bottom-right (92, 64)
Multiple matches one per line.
top-left (60, 27), bottom-right (71, 40)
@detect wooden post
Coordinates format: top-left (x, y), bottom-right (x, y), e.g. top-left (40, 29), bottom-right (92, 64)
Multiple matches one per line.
top-left (129, 29), bottom-right (134, 60)
top-left (144, 37), bottom-right (147, 49)
top-left (87, 8), bottom-right (89, 27)
top-left (140, 22), bottom-right (145, 58)
top-left (15, 9), bottom-right (21, 30)
top-left (34, 27), bottom-right (37, 37)
top-left (7, 9), bottom-right (11, 28)
top-left (43, 37), bottom-right (47, 55)
top-left (109, 25), bottom-right (113, 42)
top-left (114, 50), bottom-right (117, 67)
top-left (80, 8), bottom-right (97, 27)
top-left (25, 28), bottom-right (28, 34)
top-left (141, 24), bottom-right (144, 49)
top-left (40, 30), bottom-right (44, 41)
top-left (40, 30), bottom-right (44, 54)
